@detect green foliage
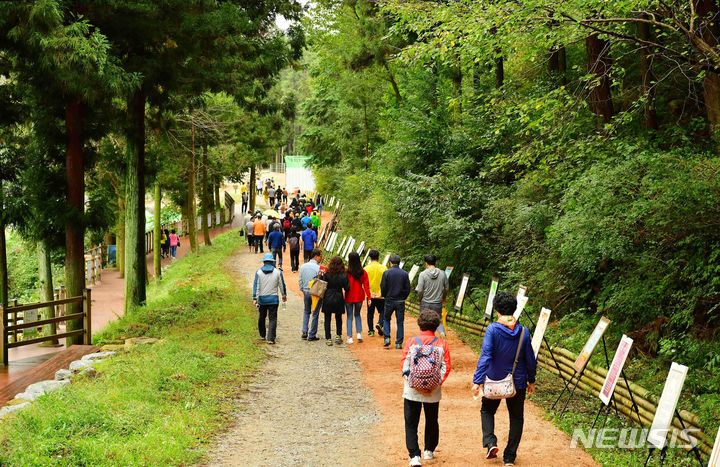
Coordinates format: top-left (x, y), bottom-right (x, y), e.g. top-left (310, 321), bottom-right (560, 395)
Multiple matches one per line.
top-left (0, 231), bottom-right (263, 466)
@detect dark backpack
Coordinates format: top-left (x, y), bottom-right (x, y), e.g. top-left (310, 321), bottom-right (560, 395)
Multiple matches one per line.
top-left (288, 235), bottom-right (300, 251)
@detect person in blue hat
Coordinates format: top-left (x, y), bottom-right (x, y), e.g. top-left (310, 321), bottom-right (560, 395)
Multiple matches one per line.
top-left (252, 253), bottom-right (287, 344)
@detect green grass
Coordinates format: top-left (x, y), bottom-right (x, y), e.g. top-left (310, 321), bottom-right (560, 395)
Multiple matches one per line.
top-left (0, 232), bottom-right (264, 466)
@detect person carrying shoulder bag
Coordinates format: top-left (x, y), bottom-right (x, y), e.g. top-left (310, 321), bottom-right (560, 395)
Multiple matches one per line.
top-left (471, 292), bottom-right (537, 467)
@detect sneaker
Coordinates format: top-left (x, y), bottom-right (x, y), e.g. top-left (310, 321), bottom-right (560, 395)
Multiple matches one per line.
top-left (486, 446), bottom-right (499, 459)
top-left (423, 451), bottom-right (434, 460)
top-left (301, 333), bottom-right (308, 340)
top-left (409, 456), bottom-right (422, 467)
top-left (375, 323), bottom-right (384, 336)
top-left (307, 337), bottom-right (320, 342)
top-left (347, 337), bottom-right (354, 344)
top-left (357, 333), bottom-right (363, 343)
top-left (326, 339), bottom-right (333, 346)
top-left (383, 338), bottom-right (391, 347)
top-left (334, 335), bottom-right (343, 345)
top-left (267, 340), bottom-right (275, 345)
top-left (395, 343), bottom-right (402, 349)
top-left (503, 463), bottom-right (514, 466)
top-left (368, 330), bottom-right (375, 337)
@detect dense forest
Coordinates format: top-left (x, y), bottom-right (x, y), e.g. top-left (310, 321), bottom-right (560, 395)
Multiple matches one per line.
top-left (293, 0), bottom-right (720, 388)
top-left (0, 1), bottom-right (303, 335)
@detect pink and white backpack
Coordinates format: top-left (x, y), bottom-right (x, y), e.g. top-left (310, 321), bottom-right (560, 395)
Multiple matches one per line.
top-left (408, 337), bottom-right (444, 392)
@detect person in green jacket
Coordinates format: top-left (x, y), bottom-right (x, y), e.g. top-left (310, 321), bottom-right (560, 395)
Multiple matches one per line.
top-left (311, 211), bottom-right (321, 229)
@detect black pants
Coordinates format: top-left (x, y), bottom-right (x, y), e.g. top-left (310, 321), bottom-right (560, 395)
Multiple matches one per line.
top-left (367, 298), bottom-right (385, 330)
top-left (290, 249), bottom-right (300, 272)
top-left (269, 197), bottom-right (275, 206)
top-left (481, 388), bottom-right (526, 464)
top-left (303, 249), bottom-right (313, 263)
top-left (404, 399), bottom-right (439, 458)
top-left (241, 201), bottom-right (248, 213)
top-left (324, 311), bottom-right (343, 340)
top-left (254, 236), bottom-right (264, 253)
top-left (258, 304), bottom-right (278, 342)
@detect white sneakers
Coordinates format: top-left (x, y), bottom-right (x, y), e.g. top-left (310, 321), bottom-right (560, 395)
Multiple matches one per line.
top-left (357, 332), bottom-right (363, 342)
top-left (347, 337), bottom-right (354, 344)
top-left (409, 456), bottom-right (422, 466)
top-left (423, 450), bottom-right (434, 460)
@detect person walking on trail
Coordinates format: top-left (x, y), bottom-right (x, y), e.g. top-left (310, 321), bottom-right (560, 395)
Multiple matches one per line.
top-left (311, 211), bottom-right (321, 229)
top-left (402, 308), bottom-right (452, 467)
top-left (365, 250), bottom-right (387, 337)
top-left (169, 229), bottom-right (180, 259)
top-left (252, 216), bottom-right (266, 253)
top-left (256, 179), bottom-right (263, 195)
top-left (416, 255), bottom-right (449, 337)
top-left (161, 228), bottom-right (170, 259)
top-left (322, 256), bottom-right (349, 346)
top-left (301, 225), bottom-right (318, 263)
top-left (267, 225), bottom-right (286, 268)
top-left (268, 186), bottom-right (276, 206)
top-left (252, 253), bottom-right (287, 345)
top-left (381, 254), bottom-right (411, 349)
top-left (299, 248), bottom-right (323, 341)
top-left (345, 252), bottom-right (371, 344)
top-left (287, 228), bottom-right (301, 272)
top-left (245, 217), bottom-right (255, 253)
top-left (301, 212), bottom-right (313, 230)
top-left (471, 292), bottom-right (537, 466)
top-left (241, 191), bottom-right (249, 213)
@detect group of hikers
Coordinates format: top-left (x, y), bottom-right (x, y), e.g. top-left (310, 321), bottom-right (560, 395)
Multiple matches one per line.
top-left (251, 236), bottom-right (537, 467)
top-left (159, 228), bottom-right (181, 259)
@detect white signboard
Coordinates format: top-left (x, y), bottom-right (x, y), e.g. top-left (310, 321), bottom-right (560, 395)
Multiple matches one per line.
top-left (382, 254), bottom-right (390, 267)
top-left (399, 261), bottom-right (405, 269)
top-left (574, 316), bottom-right (611, 373)
top-left (408, 265), bottom-right (420, 284)
top-left (444, 266), bottom-right (454, 279)
top-left (647, 362), bottom-right (689, 449)
top-left (517, 285), bottom-right (527, 300)
top-left (356, 241), bottom-right (365, 255)
top-left (531, 307), bottom-right (552, 358)
top-left (344, 238), bottom-right (356, 259)
top-left (484, 277), bottom-right (499, 320)
top-left (363, 249), bottom-right (371, 266)
top-left (599, 335), bottom-right (634, 406)
top-left (326, 232), bottom-right (337, 252)
top-left (513, 295), bottom-right (529, 320)
top-left (455, 274), bottom-right (470, 311)
top-left (708, 425), bottom-right (720, 467)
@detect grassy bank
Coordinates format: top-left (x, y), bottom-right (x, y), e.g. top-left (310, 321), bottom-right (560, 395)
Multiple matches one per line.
top-left (0, 232), bottom-right (263, 466)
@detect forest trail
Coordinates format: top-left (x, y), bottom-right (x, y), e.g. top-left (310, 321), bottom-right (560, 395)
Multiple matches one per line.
top-left (206, 207), bottom-right (598, 466)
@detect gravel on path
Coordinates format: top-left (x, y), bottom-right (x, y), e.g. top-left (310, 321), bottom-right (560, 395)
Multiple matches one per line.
top-left (205, 247), bottom-right (384, 467)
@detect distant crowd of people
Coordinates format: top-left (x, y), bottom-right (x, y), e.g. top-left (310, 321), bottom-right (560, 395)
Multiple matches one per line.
top-left (248, 193), bottom-right (537, 467)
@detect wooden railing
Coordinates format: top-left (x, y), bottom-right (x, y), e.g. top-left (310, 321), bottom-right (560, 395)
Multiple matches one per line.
top-left (0, 289), bottom-right (92, 366)
top-left (84, 245), bottom-right (103, 285)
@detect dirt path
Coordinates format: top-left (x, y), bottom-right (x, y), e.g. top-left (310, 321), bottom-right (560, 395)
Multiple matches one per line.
top-left (206, 245), bottom-right (382, 467)
top-left (207, 206), bottom-right (598, 466)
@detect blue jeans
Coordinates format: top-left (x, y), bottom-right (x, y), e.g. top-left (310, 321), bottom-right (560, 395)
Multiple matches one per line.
top-left (345, 302), bottom-right (362, 337)
top-left (171, 246), bottom-right (177, 257)
top-left (383, 300), bottom-right (405, 345)
top-left (272, 248), bottom-right (283, 267)
top-left (302, 292), bottom-right (320, 338)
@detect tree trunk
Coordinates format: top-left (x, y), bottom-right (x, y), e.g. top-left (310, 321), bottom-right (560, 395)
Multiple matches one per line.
top-left (638, 15), bottom-right (658, 130)
top-left (586, 33), bottom-right (614, 125)
top-left (697, 0), bottom-right (720, 132)
top-left (116, 196), bottom-right (125, 278)
top-left (201, 144), bottom-right (211, 246)
top-left (450, 58), bottom-right (462, 124)
top-left (64, 98), bottom-right (85, 345)
top-left (124, 89), bottom-right (147, 313)
top-left (188, 119), bottom-right (198, 252)
top-left (0, 180), bottom-right (7, 308)
top-left (549, 45), bottom-right (568, 86)
top-left (153, 183), bottom-right (161, 280)
top-left (37, 240), bottom-right (57, 341)
top-left (249, 164), bottom-right (257, 213)
top-left (382, 59), bottom-right (402, 105)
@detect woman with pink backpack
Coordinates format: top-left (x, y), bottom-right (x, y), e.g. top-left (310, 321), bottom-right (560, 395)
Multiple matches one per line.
top-left (401, 308), bottom-right (451, 466)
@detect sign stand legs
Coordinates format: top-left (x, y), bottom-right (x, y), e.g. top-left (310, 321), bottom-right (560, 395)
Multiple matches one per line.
top-left (644, 410), bottom-right (703, 466)
top-left (521, 312), bottom-right (563, 378)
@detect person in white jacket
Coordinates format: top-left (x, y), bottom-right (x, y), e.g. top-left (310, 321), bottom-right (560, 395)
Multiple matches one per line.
top-left (252, 253), bottom-right (287, 344)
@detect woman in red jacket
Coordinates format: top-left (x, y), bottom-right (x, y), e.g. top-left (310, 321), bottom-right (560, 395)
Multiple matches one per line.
top-left (346, 252), bottom-right (371, 344)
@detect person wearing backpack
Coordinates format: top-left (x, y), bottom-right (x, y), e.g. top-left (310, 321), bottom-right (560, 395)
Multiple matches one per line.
top-left (471, 292), bottom-right (536, 467)
top-left (287, 228), bottom-right (301, 272)
top-left (401, 308), bottom-right (451, 467)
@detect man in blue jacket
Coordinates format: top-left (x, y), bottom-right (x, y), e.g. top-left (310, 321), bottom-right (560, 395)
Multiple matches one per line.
top-left (380, 254), bottom-right (411, 349)
top-left (267, 225), bottom-right (286, 268)
top-left (301, 226), bottom-right (317, 263)
top-left (471, 292), bottom-right (537, 466)
top-left (252, 254), bottom-right (287, 345)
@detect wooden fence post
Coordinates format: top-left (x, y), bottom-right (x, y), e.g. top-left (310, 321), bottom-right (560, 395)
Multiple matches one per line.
top-left (83, 288), bottom-right (92, 345)
top-left (11, 298), bottom-right (17, 343)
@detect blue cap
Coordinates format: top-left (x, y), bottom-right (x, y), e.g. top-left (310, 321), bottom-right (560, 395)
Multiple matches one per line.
top-left (262, 253), bottom-right (275, 263)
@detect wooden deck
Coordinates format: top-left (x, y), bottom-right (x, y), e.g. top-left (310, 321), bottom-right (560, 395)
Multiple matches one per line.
top-left (0, 345), bottom-right (99, 406)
